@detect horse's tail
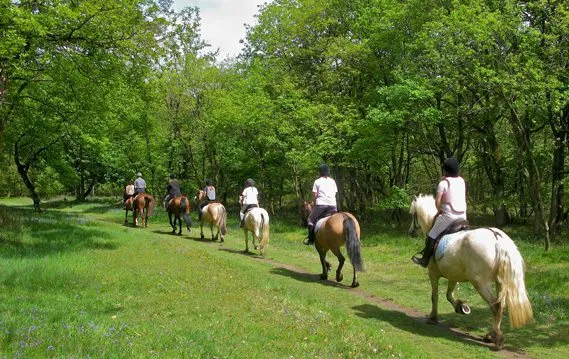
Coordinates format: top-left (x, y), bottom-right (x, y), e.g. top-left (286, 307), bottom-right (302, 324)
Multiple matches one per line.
top-left (146, 196), bottom-right (155, 216)
top-left (181, 197), bottom-right (192, 228)
top-left (495, 230), bottom-right (534, 328)
top-left (218, 205), bottom-right (227, 235)
top-left (343, 216), bottom-right (364, 272)
top-left (259, 211), bottom-right (270, 255)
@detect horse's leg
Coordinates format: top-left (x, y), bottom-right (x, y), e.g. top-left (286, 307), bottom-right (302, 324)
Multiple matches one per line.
top-left (243, 229), bottom-right (249, 253)
top-left (330, 246), bottom-right (345, 283)
top-left (210, 223), bottom-right (215, 241)
top-left (428, 274), bottom-right (440, 324)
top-left (124, 209), bottom-right (128, 223)
top-left (445, 281), bottom-right (471, 315)
top-left (475, 281), bottom-right (504, 350)
top-left (177, 216), bottom-right (182, 236)
top-left (318, 250), bottom-right (329, 280)
top-left (169, 212), bottom-right (175, 233)
top-left (200, 221), bottom-right (205, 239)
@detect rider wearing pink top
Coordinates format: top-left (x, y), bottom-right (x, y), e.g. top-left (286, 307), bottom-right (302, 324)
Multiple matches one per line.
top-left (412, 158), bottom-right (467, 267)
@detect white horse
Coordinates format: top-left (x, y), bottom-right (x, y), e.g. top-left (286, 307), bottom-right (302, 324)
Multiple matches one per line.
top-left (408, 194), bottom-right (533, 350)
top-left (242, 207), bottom-right (270, 256)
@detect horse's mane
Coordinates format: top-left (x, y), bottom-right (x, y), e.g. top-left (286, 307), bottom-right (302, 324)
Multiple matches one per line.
top-left (412, 194), bottom-right (437, 230)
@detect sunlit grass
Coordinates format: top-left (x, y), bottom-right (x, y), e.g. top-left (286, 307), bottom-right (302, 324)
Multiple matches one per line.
top-left (0, 198), bottom-right (567, 358)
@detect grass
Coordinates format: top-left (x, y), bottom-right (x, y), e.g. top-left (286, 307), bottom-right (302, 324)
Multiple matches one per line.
top-left (0, 197), bottom-right (568, 358)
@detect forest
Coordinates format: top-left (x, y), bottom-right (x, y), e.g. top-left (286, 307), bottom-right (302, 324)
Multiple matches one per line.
top-left (1, 0), bottom-right (568, 250)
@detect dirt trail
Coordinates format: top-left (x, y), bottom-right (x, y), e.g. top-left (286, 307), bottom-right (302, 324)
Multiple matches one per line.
top-left (260, 257), bottom-right (533, 359)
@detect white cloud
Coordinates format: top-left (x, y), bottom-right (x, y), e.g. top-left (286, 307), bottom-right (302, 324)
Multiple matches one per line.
top-left (173, 0), bottom-right (265, 60)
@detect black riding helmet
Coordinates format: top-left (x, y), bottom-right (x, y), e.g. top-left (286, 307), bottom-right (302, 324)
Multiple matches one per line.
top-left (319, 163), bottom-right (330, 177)
top-left (170, 173), bottom-right (176, 179)
top-left (205, 178), bottom-right (213, 186)
top-left (245, 178), bottom-right (255, 187)
top-left (442, 158), bottom-right (460, 177)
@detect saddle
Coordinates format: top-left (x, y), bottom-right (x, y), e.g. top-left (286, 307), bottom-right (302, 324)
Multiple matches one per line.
top-left (243, 204), bottom-right (259, 214)
top-left (433, 219), bottom-right (470, 260)
top-left (314, 208), bottom-right (338, 233)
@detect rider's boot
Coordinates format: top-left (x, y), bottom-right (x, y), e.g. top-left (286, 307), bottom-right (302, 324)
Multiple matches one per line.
top-left (303, 227), bottom-right (315, 245)
top-left (412, 236), bottom-right (436, 268)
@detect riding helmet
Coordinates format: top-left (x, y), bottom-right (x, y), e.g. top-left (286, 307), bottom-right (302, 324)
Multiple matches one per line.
top-left (137, 172), bottom-right (142, 177)
top-left (245, 178), bottom-right (255, 187)
top-left (442, 158), bottom-right (460, 177)
top-left (319, 163), bottom-right (330, 177)
top-left (206, 178), bottom-right (213, 186)
top-left (170, 173), bottom-right (176, 179)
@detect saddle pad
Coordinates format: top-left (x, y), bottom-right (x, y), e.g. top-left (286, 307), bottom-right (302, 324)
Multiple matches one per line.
top-left (314, 216), bottom-right (331, 233)
top-left (434, 231), bottom-right (464, 261)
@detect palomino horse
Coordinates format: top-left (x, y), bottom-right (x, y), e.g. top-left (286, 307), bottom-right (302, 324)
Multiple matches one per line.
top-left (167, 195), bottom-right (192, 235)
top-left (133, 193), bottom-right (155, 227)
top-left (301, 202), bottom-right (364, 287)
top-left (124, 197), bottom-right (134, 224)
top-left (242, 207), bottom-right (270, 255)
top-left (195, 190), bottom-right (227, 242)
top-left (408, 194), bottom-right (533, 349)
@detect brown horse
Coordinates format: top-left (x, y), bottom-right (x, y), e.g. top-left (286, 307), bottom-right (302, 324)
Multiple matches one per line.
top-left (167, 195), bottom-right (192, 235)
top-left (133, 193), bottom-right (155, 227)
top-left (124, 196), bottom-right (134, 224)
top-left (301, 202), bottom-right (364, 287)
top-left (299, 200), bottom-right (313, 227)
top-left (195, 190), bottom-right (227, 242)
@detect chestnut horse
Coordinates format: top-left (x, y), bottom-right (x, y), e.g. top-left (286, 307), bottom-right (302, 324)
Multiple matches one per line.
top-left (409, 194), bottom-right (533, 349)
top-left (301, 202), bottom-right (364, 287)
top-left (133, 193), bottom-right (155, 227)
top-left (242, 207), bottom-right (270, 255)
top-left (167, 195), bottom-right (192, 235)
top-left (195, 190), bottom-right (227, 242)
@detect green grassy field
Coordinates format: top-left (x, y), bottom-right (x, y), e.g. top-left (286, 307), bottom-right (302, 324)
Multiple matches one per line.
top-left (0, 197), bottom-right (567, 358)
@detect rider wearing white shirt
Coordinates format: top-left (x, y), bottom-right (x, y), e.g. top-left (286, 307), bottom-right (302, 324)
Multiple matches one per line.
top-left (304, 164), bottom-right (338, 245)
top-left (412, 158), bottom-right (467, 267)
top-left (239, 178), bottom-right (259, 227)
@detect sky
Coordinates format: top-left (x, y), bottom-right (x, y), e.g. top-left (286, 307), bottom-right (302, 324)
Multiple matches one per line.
top-left (173, 0), bottom-right (265, 60)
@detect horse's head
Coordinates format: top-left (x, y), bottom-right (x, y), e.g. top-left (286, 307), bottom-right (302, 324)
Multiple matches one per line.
top-left (408, 194), bottom-right (436, 237)
top-left (299, 200), bottom-right (314, 227)
top-left (194, 189), bottom-right (205, 203)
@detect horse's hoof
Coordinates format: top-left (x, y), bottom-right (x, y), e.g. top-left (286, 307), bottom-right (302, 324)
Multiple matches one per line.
top-left (459, 304), bottom-right (471, 315)
top-left (336, 273), bottom-right (343, 282)
top-left (254, 245), bottom-right (258, 250)
top-left (482, 333), bottom-right (495, 343)
top-left (320, 274), bottom-right (328, 280)
top-left (351, 282), bottom-right (359, 288)
top-left (200, 235), bottom-right (204, 239)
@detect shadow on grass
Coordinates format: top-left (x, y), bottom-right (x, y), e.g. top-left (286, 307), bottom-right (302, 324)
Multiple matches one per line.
top-left (0, 205), bottom-right (118, 258)
top-left (269, 266), bottom-right (356, 289)
top-left (350, 303), bottom-right (508, 351)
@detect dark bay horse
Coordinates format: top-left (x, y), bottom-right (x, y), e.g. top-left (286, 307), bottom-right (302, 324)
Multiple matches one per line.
top-left (133, 193), bottom-right (155, 227)
top-left (409, 194), bottom-right (533, 349)
top-left (167, 195), bottom-right (192, 235)
top-left (301, 202), bottom-right (364, 287)
top-left (195, 190), bottom-right (227, 242)
top-left (124, 197), bottom-right (134, 224)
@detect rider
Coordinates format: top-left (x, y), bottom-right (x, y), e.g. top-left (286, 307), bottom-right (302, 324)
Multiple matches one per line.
top-left (163, 174), bottom-right (182, 210)
top-left (303, 164), bottom-right (338, 245)
top-left (239, 178), bottom-right (258, 227)
top-left (412, 157), bottom-right (467, 267)
top-left (124, 180), bottom-right (134, 203)
top-left (134, 172), bottom-right (146, 196)
top-left (198, 179), bottom-right (216, 220)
